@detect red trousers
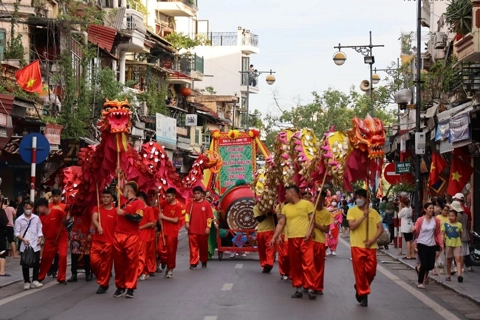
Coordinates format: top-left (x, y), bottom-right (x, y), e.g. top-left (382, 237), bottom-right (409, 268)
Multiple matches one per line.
top-left (156, 232), bottom-right (168, 264)
top-left (113, 233), bottom-right (139, 290)
top-left (278, 234), bottom-right (290, 277)
top-left (257, 230), bottom-right (275, 268)
top-left (39, 237), bottom-right (68, 282)
top-left (327, 226), bottom-right (339, 251)
top-left (313, 242), bottom-right (326, 292)
top-left (90, 240), bottom-right (114, 288)
top-left (288, 237), bottom-right (316, 289)
top-left (188, 233), bottom-right (208, 265)
top-left (146, 240), bottom-right (157, 274)
top-left (351, 247), bottom-right (377, 296)
top-left (137, 240), bottom-right (148, 277)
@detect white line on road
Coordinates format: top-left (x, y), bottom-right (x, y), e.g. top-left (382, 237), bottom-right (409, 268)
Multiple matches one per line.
top-left (234, 264), bottom-right (243, 269)
top-left (221, 283), bottom-right (233, 291)
top-left (339, 238), bottom-right (461, 320)
top-left (0, 281), bottom-right (58, 307)
top-left (204, 317), bottom-right (217, 320)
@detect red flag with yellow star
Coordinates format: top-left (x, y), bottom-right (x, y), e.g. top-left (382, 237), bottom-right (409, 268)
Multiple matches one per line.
top-left (447, 155), bottom-right (473, 195)
top-left (429, 152), bottom-right (447, 187)
top-left (15, 60), bottom-right (43, 93)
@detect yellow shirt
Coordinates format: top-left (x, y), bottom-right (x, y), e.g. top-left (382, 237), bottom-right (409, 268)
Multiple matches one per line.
top-left (253, 205), bottom-right (275, 232)
top-left (276, 203), bottom-right (287, 238)
top-left (282, 200), bottom-right (315, 239)
top-left (438, 215), bottom-right (449, 227)
top-left (313, 208), bottom-right (333, 243)
top-left (347, 206), bottom-right (382, 249)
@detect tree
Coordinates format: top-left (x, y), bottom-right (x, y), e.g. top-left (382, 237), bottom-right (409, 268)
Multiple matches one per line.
top-left (249, 109), bottom-right (263, 129)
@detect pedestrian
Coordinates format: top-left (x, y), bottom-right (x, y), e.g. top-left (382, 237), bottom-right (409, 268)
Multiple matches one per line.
top-left (37, 197), bottom-right (69, 285)
top-left (398, 197), bottom-right (414, 259)
top-left (5, 199), bottom-right (18, 259)
top-left (326, 199), bottom-right (342, 256)
top-left (136, 191), bottom-right (155, 281)
top-left (452, 193), bottom-right (474, 272)
top-left (275, 201), bottom-right (290, 281)
top-left (185, 186), bottom-right (214, 270)
top-left (412, 202), bottom-right (443, 289)
top-left (0, 201), bottom-right (9, 276)
top-left (90, 189), bottom-right (118, 294)
top-left (442, 209), bottom-right (463, 282)
top-left (14, 201), bottom-right (43, 289)
top-left (347, 188), bottom-right (383, 307)
top-left (68, 213), bottom-right (93, 282)
top-left (253, 203), bottom-right (275, 274)
top-left (341, 200), bottom-right (350, 238)
top-left (270, 185), bottom-right (317, 300)
top-left (158, 188), bottom-right (185, 278)
top-left (312, 190), bottom-right (332, 295)
top-left (113, 181), bottom-right (144, 298)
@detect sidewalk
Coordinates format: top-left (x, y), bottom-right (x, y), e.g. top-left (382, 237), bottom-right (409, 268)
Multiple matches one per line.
top-left (380, 237), bottom-right (480, 305)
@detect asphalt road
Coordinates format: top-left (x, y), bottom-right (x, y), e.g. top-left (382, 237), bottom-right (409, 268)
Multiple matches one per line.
top-left (0, 234), bottom-right (478, 320)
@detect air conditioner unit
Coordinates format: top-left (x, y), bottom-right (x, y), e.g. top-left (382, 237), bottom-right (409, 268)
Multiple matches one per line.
top-left (434, 32), bottom-right (446, 49)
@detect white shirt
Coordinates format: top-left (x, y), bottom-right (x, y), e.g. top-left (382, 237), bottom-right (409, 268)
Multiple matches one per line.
top-left (14, 214), bottom-right (43, 252)
top-left (417, 217), bottom-right (436, 246)
top-left (398, 207), bottom-right (413, 233)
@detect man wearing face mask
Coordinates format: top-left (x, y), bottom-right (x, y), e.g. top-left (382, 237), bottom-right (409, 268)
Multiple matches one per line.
top-left (347, 189), bottom-right (383, 307)
top-left (14, 201), bottom-right (44, 289)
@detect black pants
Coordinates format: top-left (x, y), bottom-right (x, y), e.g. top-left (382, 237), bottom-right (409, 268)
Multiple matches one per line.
top-left (388, 224), bottom-right (395, 243)
top-left (49, 253), bottom-right (59, 273)
top-left (418, 243), bottom-right (436, 284)
top-left (22, 251), bottom-right (41, 283)
top-left (71, 253), bottom-right (91, 276)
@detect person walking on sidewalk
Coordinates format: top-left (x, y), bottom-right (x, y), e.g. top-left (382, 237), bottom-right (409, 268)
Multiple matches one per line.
top-left (441, 208), bottom-right (463, 282)
top-left (398, 197), bottom-right (414, 259)
top-left (14, 200), bottom-right (44, 289)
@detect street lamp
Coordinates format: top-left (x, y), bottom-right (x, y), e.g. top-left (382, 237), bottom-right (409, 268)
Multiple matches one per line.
top-left (333, 31), bottom-right (384, 116)
top-left (394, 89), bottom-right (413, 111)
top-left (239, 69), bottom-right (276, 131)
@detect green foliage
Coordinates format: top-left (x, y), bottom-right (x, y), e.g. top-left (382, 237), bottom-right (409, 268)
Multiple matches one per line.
top-left (391, 182), bottom-right (415, 194)
top-left (249, 109), bottom-right (263, 130)
top-left (201, 86), bottom-right (216, 95)
top-left (165, 32), bottom-right (209, 52)
top-left (445, 0), bottom-right (473, 35)
top-left (126, 0), bottom-right (148, 17)
top-left (0, 77), bottom-right (40, 102)
top-left (137, 74), bottom-right (168, 116)
top-left (399, 31), bottom-right (414, 55)
top-left (41, 115), bottom-right (58, 124)
top-left (421, 56), bottom-right (458, 104)
top-left (97, 67), bottom-right (124, 100)
top-left (4, 0), bottom-right (25, 63)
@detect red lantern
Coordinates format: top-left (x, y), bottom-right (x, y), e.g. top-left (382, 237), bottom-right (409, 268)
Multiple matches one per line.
top-left (180, 87), bottom-right (192, 97)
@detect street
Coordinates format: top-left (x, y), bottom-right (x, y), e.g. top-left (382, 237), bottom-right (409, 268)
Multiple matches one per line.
top-left (0, 234), bottom-right (478, 320)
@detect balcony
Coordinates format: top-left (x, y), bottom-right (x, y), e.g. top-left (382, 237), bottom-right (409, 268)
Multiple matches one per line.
top-left (201, 31), bottom-right (259, 54)
top-left (118, 8), bottom-right (147, 53)
top-left (454, 4), bottom-right (480, 63)
top-left (447, 63), bottom-right (480, 101)
top-left (167, 54), bottom-right (203, 84)
top-left (240, 72), bottom-right (259, 94)
top-left (156, 0), bottom-right (198, 17)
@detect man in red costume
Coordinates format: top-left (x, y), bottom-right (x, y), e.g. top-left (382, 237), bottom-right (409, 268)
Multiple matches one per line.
top-left (185, 186), bottom-right (213, 269)
top-left (113, 181), bottom-right (144, 299)
top-left (47, 189), bottom-right (66, 279)
top-left (152, 194), bottom-right (167, 273)
top-left (136, 191), bottom-right (155, 281)
top-left (270, 185), bottom-right (317, 300)
top-left (253, 203), bottom-right (275, 273)
top-left (37, 197), bottom-right (69, 285)
top-left (159, 188), bottom-right (185, 278)
top-left (91, 189), bottom-right (117, 294)
top-left (145, 194), bottom-right (157, 277)
top-left (312, 190), bottom-right (332, 295)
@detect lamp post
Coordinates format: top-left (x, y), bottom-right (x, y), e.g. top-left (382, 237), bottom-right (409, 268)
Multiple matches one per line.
top-left (333, 31), bottom-right (384, 116)
top-left (239, 69), bottom-right (276, 131)
top-left (414, 0), bottom-right (422, 219)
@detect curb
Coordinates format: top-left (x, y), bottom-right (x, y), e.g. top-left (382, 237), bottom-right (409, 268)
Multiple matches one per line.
top-left (380, 249), bottom-right (480, 306)
top-left (0, 262), bottom-right (72, 289)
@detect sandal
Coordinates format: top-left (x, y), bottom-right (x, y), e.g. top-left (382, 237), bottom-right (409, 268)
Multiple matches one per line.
top-left (417, 284), bottom-right (425, 289)
top-left (445, 277), bottom-right (451, 281)
top-left (0, 273), bottom-right (11, 277)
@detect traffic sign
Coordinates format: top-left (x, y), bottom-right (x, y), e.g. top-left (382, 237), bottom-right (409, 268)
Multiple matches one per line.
top-left (395, 162), bottom-right (411, 174)
top-left (384, 162), bottom-right (413, 185)
top-left (19, 133), bottom-right (50, 164)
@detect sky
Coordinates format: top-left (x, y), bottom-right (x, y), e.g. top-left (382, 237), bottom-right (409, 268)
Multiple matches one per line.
top-left (197, 0), bottom-right (419, 119)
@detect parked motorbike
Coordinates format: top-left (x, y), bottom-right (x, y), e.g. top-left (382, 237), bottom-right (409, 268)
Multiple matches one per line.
top-left (470, 231), bottom-right (480, 266)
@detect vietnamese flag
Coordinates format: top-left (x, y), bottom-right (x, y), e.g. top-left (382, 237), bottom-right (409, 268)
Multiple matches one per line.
top-left (447, 155), bottom-right (474, 196)
top-left (429, 152), bottom-right (447, 187)
top-left (15, 60), bottom-right (43, 93)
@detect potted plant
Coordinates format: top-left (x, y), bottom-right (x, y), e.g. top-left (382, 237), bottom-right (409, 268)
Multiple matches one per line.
top-left (3, 0), bottom-right (24, 65)
top-left (445, 0), bottom-right (473, 39)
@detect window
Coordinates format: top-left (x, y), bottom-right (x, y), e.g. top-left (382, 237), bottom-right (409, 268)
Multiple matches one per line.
top-left (0, 29), bottom-right (5, 62)
top-left (202, 133), bottom-right (211, 150)
top-left (241, 56), bottom-right (250, 86)
top-left (194, 127), bottom-right (201, 144)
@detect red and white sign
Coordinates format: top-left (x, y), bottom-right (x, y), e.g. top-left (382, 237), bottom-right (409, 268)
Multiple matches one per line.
top-left (384, 162), bottom-right (413, 185)
top-left (44, 123), bottom-right (63, 145)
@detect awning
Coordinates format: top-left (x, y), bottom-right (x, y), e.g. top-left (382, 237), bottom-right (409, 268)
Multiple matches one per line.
top-left (0, 94), bottom-right (36, 119)
top-left (87, 24), bottom-right (117, 53)
top-left (437, 101), bottom-right (473, 121)
top-left (167, 105), bottom-right (188, 113)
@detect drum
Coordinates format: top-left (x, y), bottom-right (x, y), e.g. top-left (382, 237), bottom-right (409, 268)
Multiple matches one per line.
top-left (220, 184), bottom-right (257, 230)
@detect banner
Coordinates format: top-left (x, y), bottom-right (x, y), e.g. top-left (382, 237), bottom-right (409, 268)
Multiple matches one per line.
top-left (155, 113), bottom-right (177, 150)
top-left (44, 123), bottom-right (63, 145)
top-left (218, 136), bottom-right (254, 194)
top-left (449, 113), bottom-right (470, 143)
top-left (186, 114), bottom-right (197, 126)
top-left (435, 120), bottom-right (449, 141)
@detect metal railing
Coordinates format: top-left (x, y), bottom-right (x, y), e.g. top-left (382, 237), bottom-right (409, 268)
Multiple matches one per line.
top-left (157, 0), bottom-right (197, 9)
top-left (200, 32), bottom-right (259, 47)
top-left (241, 72), bottom-right (259, 87)
top-left (176, 54), bottom-right (204, 75)
top-left (448, 63), bottom-right (480, 94)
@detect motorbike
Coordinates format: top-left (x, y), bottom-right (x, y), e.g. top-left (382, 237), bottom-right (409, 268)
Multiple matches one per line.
top-left (470, 231), bottom-right (480, 266)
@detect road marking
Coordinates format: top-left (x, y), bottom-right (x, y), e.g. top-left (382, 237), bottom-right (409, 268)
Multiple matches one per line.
top-left (0, 280), bottom-right (58, 307)
top-left (204, 317), bottom-right (217, 320)
top-left (339, 238), bottom-right (461, 320)
top-left (221, 283), bottom-right (233, 291)
top-left (234, 264), bottom-right (243, 269)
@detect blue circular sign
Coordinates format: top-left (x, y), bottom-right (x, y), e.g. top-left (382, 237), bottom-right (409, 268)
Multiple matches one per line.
top-left (19, 133), bottom-right (51, 164)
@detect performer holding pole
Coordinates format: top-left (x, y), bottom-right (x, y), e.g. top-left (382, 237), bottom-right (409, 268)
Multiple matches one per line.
top-left (312, 189), bottom-right (332, 295)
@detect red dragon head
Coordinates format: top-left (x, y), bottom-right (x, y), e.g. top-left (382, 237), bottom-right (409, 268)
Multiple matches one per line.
top-left (98, 98), bottom-right (132, 133)
top-left (348, 115), bottom-right (386, 159)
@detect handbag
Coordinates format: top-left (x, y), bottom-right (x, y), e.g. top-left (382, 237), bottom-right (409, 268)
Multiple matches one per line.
top-left (377, 229), bottom-right (390, 247)
top-left (20, 219), bottom-right (36, 267)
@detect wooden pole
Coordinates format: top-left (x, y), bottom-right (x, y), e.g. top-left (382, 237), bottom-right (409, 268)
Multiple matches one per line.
top-left (158, 193), bottom-right (165, 246)
top-left (309, 170), bottom-right (329, 227)
top-left (117, 135), bottom-right (121, 209)
top-left (96, 182), bottom-right (101, 228)
top-left (366, 159), bottom-right (371, 242)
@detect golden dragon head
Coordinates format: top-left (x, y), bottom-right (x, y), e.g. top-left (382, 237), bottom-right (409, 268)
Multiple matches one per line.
top-left (98, 98), bottom-right (132, 133)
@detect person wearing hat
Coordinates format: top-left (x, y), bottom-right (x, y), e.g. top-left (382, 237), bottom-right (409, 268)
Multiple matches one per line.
top-left (452, 194), bottom-right (473, 273)
top-left (312, 190), bottom-right (332, 295)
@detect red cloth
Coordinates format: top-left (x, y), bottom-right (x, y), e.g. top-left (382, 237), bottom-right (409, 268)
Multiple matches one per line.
top-left (164, 235), bottom-right (179, 270)
top-left (188, 234), bottom-right (208, 265)
top-left (447, 155), bottom-right (474, 196)
top-left (38, 237), bottom-right (68, 282)
top-left (40, 208), bottom-right (68, 241)
top-left (257, 230), bottom-right (275, 268)
top-left (313, 242), bottom-right (326, 292)
top-left (116, 198), bottom-right (145, 235)
top-left (277, 234), bottom-right (290, 277)
top-left (139, 207), bottom-right (155, 242)
top-left (92, 206), bottom-right (117, 244)
top-left (160, 200), bottom-right (185, 236)
top-left (186, 199), bottom-right (213, 235)
top-left (113, 233), bottom-right (139, 290)
top-left (146, 239), bottom-right (157, 273)
top-left (351, 247), bottom-right (377, 296)
top-left (49, 202), bottom-right (66, 211)
top-left (15, 60), bottom-right (43, 93)
top-left (90, 240), bottom-right (114, 288)
top-left (327, 225), bottom-right (339, 251)
top-left (156, 231), bottom-right (168, 264)
top-left (288, 237), bottom-right (316, 290)
top-left (463, 205), bottom-right (472, 222)
top-left (136, 240), bottom-right (148, 277)
top-left (429, 152), bottom-right (448, 186)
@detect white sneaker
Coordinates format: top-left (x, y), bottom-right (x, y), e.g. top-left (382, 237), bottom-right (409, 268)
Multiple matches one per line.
top-left (230, 253), bottom-right (236, 259)
top-left (166, 271), bottom-right (174, 279)
top-left (139, 274), bottom-right (147, 281)
top-left (468, 266), bottom-right (474, 272)
top-left (241, 253), bottom-right (247, 258)
top-left (281, 275), bottom-right (288, 281)
top-left (23, 282), bottom-right (31, 290)
top-left (332, 251), bottom-right (337, 256)
top-left (31, 281), bottom-right (43, 288)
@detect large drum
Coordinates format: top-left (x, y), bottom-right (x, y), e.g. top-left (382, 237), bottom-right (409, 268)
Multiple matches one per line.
top-left (219, 183), bottom-right (257, 230)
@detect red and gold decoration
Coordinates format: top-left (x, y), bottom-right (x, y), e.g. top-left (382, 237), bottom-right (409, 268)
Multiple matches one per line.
top-left (180, 87), bottom-right (192, 97)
